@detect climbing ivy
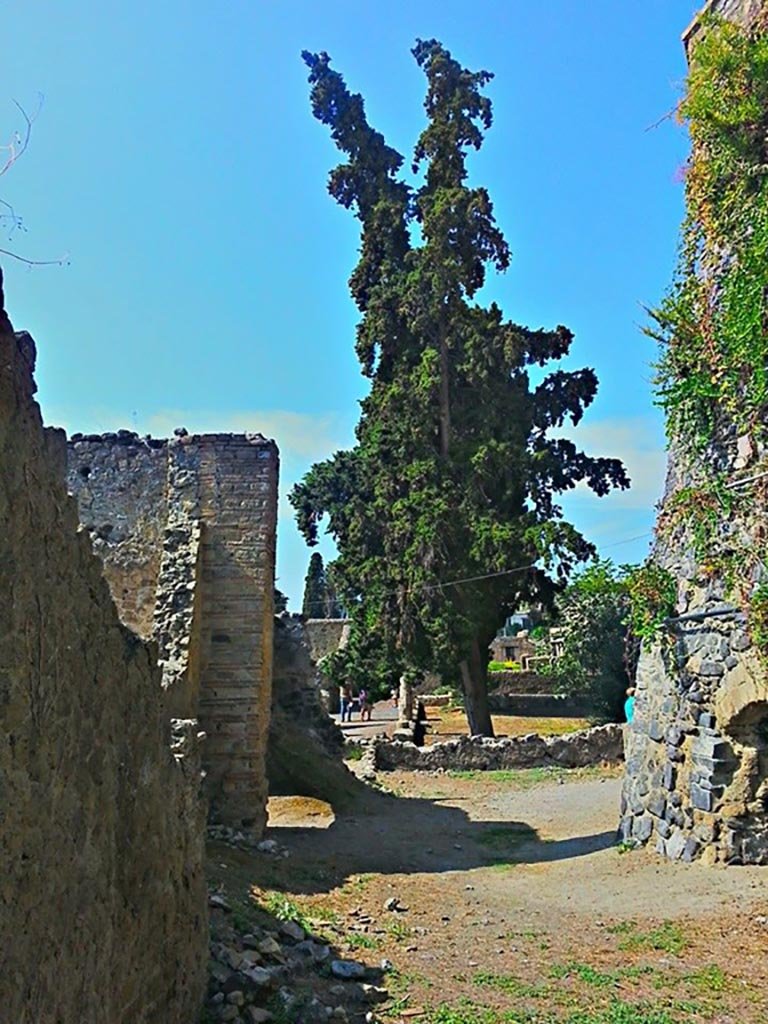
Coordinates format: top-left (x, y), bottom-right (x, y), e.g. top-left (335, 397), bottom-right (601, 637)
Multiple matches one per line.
top-left (649, 12), bottom-right (768, 654)
top-left (651, 14), bottom-right (768, 453)
top-left (625, 564), bottom-right (677, 643)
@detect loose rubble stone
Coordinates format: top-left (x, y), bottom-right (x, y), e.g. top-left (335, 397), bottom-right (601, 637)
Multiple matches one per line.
top-left (331, 960), bottom-right (368, 980)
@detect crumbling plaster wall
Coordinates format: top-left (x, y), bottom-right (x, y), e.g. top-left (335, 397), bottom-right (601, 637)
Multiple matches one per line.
top-left (0, 320), bottom-right (207, 1023)
top-left (620, 0), bottom-right (768, 865)
top-left (67, 431), bottom-right (279, 831)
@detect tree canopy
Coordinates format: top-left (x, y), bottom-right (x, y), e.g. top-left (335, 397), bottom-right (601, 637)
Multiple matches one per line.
top-left (290, 40), bottom-right (629, 735)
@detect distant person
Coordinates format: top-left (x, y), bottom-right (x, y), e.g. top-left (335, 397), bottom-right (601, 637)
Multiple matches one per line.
top-left (359, 687), bottom-right (372, 722)
top-left (340, 684), bottom-right (353, 723)
top-left (391, 687), bottom-right (398, 708)
top-left (624, 687), bottom-right (636, 724)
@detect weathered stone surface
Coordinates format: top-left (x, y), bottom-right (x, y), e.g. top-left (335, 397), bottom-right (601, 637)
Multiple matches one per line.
top-left (619, 0), bottom-right (768, 867)
top-left (372, 723), bottom-right (624, 772)
top-left (67, 428), bottom-right (279, 829)
top-left (0, 329), bottom-right (207, 1022)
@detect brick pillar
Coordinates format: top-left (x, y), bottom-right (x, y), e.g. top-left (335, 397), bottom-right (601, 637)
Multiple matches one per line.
top-left (196, 434), bottom-right (279, 829)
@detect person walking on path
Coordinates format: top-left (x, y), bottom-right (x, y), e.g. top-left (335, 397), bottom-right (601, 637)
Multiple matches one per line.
top-left (359, 687), bottom-right (372, 722)
top-left (340, 684), bottom-right (353, 723)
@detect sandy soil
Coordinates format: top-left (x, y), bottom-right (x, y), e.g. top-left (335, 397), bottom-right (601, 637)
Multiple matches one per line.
top-left (209, 765), bottom-right (768, 1023)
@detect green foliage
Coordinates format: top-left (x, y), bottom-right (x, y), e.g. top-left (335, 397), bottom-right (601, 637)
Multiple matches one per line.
top-left (625, 564), bottom-right (677, 642)
top-left (749, 583), bottom-right (768, 658)
top-left (301, 552), bottom-right (341, 618)
top-left (291, 41), bottom-right (628, 736)
top-left (651, 15), bottom-right (768, 453)
top-left (261, 892), bottom-right (311, 931)
top-left (488, 659), bottom-right (520, 672)
top-left (657, 480), bottom-right (734, 569)
top-left (615, 921), bottom-right (688, 957)
top-left (547, 560), bottom-right (634, 721)
top-left (426, 1000), bottom-right (686, 1024)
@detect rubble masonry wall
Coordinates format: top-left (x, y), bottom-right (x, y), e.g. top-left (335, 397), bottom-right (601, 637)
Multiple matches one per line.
top-left (0, 326), bottom-right (207, 1023)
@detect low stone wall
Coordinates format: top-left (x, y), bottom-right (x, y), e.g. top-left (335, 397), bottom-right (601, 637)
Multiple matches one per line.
top-left (371, 724), bottom-right (623, 772)
top-left (487, 694), bottom-right (593, 717)
top-left (488, 671), bottom-right (557, 695)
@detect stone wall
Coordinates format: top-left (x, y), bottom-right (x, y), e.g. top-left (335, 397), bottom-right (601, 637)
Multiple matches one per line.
top-left (620, 0), bottom-right (768, 865)
top-left (305, 617), bottom-right (349, 710)
top-left (268, 615), bottom-right (362, 808)
top-left (372, 724), bottom-right (623, 773)
top-left (0, 323), bottom-right (207, 1023)
top-left (67, 429), bottom-right (279, 830)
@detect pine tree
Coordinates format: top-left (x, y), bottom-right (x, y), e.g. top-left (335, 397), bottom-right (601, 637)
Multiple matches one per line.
top-left (291, 42), bottom-right (629, 735)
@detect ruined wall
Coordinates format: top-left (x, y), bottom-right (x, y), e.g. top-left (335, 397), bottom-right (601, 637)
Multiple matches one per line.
top-left (620, 0), bottom-right (768, 864)
top-left (68, 434), bottom-right (168, 635)
top-left (305, 617), bottom-right (350, 712)
top-left (306, 617), bottom-right (350, 662)
top-left (268, 615), bottom-right (360, 808)
top-left (68, 431), bottom-right (279, 830)
top-left (0, 324), bottom-right (207, 1023)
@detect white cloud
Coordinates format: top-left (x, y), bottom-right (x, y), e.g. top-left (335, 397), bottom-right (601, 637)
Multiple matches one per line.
top-left (555, 415), bottom-right (667, 511)
top-left (144, 408), bottom-right (354, 464)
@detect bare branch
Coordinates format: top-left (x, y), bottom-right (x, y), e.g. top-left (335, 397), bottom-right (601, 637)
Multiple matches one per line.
top-left (0, 247), bottom-right (69, 267)
top-left (0, 94), bottom-right (43, 178)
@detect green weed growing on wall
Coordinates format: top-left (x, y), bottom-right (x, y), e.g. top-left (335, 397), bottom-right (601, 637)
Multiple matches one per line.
top-left (626, 564), bottom-right (677, 643)
top-left (648, 13), bottom-right (768, 654)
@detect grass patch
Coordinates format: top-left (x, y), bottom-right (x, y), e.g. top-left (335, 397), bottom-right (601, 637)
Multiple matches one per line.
top-left (260, 891), bottom-right (311, 931)
top-left (683, 964), bottom-right (728, 993)
top-left (614, 921), bottom-right (688, 957)
top-left (433, 710), bottom-right (591, 739)
top-left (448, 765), bottom-right (617, 787)
top-left (549, 962), bottom-right (616, 988)
top-left (424, 1001), bottom-right (690, 1024)
top-left (346, 931), bottom-right (380, 951)
top-left (387, 918), bottom-right (412, 942)
top-left (344, 744), bottom-right (364, 761)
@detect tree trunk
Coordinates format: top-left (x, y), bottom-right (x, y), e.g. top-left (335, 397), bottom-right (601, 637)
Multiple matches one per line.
top-left (459, 636), bottom-right (494, 737)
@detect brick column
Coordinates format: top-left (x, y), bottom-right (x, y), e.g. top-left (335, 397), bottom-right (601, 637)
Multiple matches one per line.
top-left (196, 434), bottom-right (279, 829)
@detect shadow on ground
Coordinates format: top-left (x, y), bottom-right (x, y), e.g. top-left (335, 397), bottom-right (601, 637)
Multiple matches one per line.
top-left (209, 771), bottom-right (617, 898)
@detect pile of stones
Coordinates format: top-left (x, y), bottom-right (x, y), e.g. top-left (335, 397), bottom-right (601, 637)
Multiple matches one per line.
top-left (206, 828), bottom-right (291, 857)
top-left (206, 893), bottom-right (388, 1024)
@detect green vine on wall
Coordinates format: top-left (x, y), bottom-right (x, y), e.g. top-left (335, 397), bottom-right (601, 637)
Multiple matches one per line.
top-left (648, 12), bottom-right (768, 656)
top-left (651, 14), bottom-right (768, 453)
top-left (626, 564), bottom-right (677, 643)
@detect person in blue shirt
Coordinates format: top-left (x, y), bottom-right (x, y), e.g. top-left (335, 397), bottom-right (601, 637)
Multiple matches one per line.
top-left (624, 687), bottom-right (636, 724)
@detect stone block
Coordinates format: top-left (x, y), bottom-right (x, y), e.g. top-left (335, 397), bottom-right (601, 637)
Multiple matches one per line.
top-left (665, 830), bottom-right (688, 861)
top-left (731, 631), bottom-right (752, 652)
top-left (698, 712), bottom-right (716, 729)
top-left (662, 763), bottom-right (677, 791)
top-left (656, 818), bottom-right (671, 840)
top-left (647, 791), bottom-right (667, 818)
top-left (690, 783), bottom-right (714, 812)
top-left (632, 815), bottom-right (654, 842)
top-left (682, 837), bottom-right (700, 862)
top-left (648, 718), bottom-right (664, 742)
top-left (666, 726), bottom-right (683, 747)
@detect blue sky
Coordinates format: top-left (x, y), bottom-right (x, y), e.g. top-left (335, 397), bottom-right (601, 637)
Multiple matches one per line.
top-left (2, 1), bottom-right (698, 605)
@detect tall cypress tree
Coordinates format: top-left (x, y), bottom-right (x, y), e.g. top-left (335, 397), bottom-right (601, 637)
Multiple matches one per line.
top-left (291, 41), bottom-right (629, 735)
top-left (302, 552), bottom-right (328, 618)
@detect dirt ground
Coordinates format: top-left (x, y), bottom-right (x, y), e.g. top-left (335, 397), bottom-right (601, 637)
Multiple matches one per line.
top-left (424, 707), bottom-right (591, 743)
top-left (208, 763), bottom-right (768, 1024)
